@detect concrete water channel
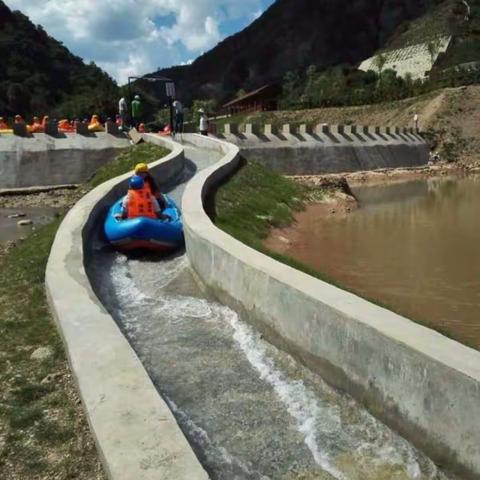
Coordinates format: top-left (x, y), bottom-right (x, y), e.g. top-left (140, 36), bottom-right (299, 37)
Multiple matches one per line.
top-left (86, 142), bottom-right (459, 480)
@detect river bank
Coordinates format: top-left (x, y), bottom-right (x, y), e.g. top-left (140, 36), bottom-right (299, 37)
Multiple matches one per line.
top-left (265, 164), bottom-right (480, 351)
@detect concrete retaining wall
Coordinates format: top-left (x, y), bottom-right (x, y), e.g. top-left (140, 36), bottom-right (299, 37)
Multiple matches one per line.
top-left (182, 135), bottom-right (480, 479)
top-left (0, 133), bottom-right (129, 188)
top-left (46, 134), bottom-right (208, 480)
top-left (217, 124), bottom-right (428, 174)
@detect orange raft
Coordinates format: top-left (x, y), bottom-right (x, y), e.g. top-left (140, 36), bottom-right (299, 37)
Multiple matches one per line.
top-left (88, 115), bottom-right (104, 132)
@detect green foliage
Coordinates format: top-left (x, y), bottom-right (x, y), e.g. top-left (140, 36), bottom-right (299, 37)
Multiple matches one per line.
top-left (88, 143), bottom-right (170, 188)
top-left (0, 5), bottom-right (119, 121)
top-left (235, 88), bottom-right (247, 99)
top-left (189, 99), bottom-right (218, 127)
top-left (279, 57), bottom-right (480, 111)
top-left (214, 160), bottom-right (309, 246)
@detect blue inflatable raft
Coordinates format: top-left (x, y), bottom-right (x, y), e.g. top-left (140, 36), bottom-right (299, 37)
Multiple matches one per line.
top-left (104, 195), bottom-right (184, 252)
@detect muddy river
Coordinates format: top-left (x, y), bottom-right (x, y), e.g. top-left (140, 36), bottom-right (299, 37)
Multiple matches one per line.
top-left (269, 175), bottom-right (480, 350)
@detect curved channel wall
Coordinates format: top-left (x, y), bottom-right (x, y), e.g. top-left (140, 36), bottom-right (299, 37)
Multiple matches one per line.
top-left (181, 134), bottom-right (480, 479)
top-left (0, 133), bottom-right (129, 188)
top-left (46, 135), bottom-right (209, 480)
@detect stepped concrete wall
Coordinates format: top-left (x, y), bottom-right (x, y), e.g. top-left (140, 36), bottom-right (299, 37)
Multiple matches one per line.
top-left (46, 134), bottom-right (208, 480)
top-left (0, 133), bottom-right (129, 188)
top-left (359, 37), bottom-right (452, 80)
top-left (217, 124), bottom-right (428, 174)
top-left (182, 134), bottom-right (480, 479)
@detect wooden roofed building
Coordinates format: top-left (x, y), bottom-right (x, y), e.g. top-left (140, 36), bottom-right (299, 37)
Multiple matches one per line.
top-left (222, 84), bottom-right (281, 115)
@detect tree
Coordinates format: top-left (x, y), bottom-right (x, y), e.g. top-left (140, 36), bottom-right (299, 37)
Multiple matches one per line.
top-left (373, 54), bottom-right (387, 77)
top-left (427, 39), bottom-right (442, 67)
top-left (235, 88), bottom-right (247, 99)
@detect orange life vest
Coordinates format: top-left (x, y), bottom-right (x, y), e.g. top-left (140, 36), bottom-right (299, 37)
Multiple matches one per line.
top-left (127, 186), bottom-right (157, 219)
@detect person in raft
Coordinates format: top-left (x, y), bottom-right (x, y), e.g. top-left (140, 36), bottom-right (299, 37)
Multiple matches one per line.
top-left (0, 117), bottom-right (8, 129)
top-left (115, 175), bottom-right (170, 221)
top-left (134, 163), bottom-right (168, 211)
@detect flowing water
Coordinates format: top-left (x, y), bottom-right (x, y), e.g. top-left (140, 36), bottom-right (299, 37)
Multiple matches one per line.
top-left (276, 175), bottom-right (480, 350)
top-left (86, 145), bottom-right (459, 480)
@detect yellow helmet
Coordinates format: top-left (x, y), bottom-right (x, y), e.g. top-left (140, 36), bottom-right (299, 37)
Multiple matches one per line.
top-left (135, 163), bottom-right (149, 173)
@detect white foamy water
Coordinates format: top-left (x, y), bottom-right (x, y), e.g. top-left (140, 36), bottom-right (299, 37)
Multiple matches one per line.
top-left (166, 397), bottom-right (260, 478)
top-left (226, 308), bottom-right (345, 479)
top-left (105, 252), bottom-right (452, 480)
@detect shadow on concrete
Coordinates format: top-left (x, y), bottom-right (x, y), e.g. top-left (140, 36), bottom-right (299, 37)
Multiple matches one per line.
top-left (352, 132), bottom-right (367, 143)
top-left (339, 132), bottom-right (354, 142)
top-left (310, 133), bottom-right (325, 143)
top-left (77, 132), bottom-right (98, 138)
top-left (162, 158), bottom-right (198, 194)
top-left (273, 133), bottom-right (288, 141)
top-left (325, 132), bottom-right (341, 144)
top-left (255, 133), bottom-right (271, 143)
top-left (352, 133), bottom-right (367, 143)
top-left (375, 133), bottom-right (389, 142)
top-left (362, 132), bottom-right (376, 141)
top-left (291, 133), bottom-right (307, 142)
top-left (233, 133), bottom-right (247, 141)
top-left (403, 133), bottom-right (416, 142)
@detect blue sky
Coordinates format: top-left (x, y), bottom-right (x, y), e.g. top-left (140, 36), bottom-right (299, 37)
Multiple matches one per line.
top-left (4, 0), bottom-right (275, 84)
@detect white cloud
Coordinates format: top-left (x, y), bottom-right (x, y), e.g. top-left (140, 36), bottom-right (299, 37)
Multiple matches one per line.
top-left (252, 9), bottom-right (264, 20)
top-left (4, 0), bottom-right (268, 83)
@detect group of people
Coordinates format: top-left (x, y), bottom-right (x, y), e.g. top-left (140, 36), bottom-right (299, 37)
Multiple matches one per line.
top-left (1, 93), bottom-right (210, 137)
top-left (115, 163), bottom-right (170, 221)
top-left (0, 114), bottom-right (46, 132)
top-left (0, 114), bottom-right (111, 133)
top-left (118, 95), bottom-right (143, 130)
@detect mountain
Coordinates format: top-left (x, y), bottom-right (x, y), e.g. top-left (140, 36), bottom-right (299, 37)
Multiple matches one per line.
top-left (151, 0), bottom-right (455, 104)
top-left (0, 0), bottom-right (119, 120)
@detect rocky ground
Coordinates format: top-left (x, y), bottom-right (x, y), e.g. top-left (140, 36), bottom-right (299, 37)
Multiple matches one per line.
top-left (0, 188), bottom-right (86, 259)
top-left (0, 187), bottom-right (85, 210)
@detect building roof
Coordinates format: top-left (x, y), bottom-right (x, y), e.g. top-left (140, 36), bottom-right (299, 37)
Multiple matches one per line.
top-left (222, 84), bottom-right (279, 108)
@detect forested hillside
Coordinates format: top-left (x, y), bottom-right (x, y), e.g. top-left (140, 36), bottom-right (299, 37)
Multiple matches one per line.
top-left (152, 0), bottom-right (452, 104)
top-left (0, 0), bottom-right (119, 120)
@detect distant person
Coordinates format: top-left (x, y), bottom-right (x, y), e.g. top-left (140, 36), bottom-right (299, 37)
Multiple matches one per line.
top-left (116, 175), bottom-right (169, 221)
top-left (29, 116), bottom-right (43, 133)
top-left (199, 109), bottom-right (208, 136)
top-left (134, 163), bottom-right (167, 211)
top-left (14, 114), bottom-right (25, 125)
top-left (0, 117), bottom-right (8, 129)
top-left (131, 95), bottom-right (143, 129)
top-left (118, 96), bottom-right (128, 127)
top-left (413, 113), bottom-right (419, 132)
top-left (173, 99), bottom-right (184, 133)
